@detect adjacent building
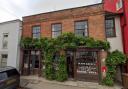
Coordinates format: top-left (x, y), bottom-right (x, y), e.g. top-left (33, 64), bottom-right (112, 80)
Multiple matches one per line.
top-left (104, 0), bottom-right (128, 77)
top-left (0, 20), bottom-right (22, 70)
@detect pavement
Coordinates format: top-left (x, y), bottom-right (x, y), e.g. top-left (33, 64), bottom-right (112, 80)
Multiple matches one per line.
top-left (20, 76), bottom-right (123, 89)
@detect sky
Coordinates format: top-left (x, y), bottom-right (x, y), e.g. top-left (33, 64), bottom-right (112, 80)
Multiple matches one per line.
top-left (0, 0), bottom-right (101, 23)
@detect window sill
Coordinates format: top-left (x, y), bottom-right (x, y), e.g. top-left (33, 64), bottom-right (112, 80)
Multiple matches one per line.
top-left (106, 36), bottom-right (117, 38)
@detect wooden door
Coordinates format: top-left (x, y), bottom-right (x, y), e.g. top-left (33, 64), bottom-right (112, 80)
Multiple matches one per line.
top-left (22, 50), bottom-right (30, 75)
top-left (30, 51), bottom-right (40, 75)
top-left (66, 51), bottom-right (74, 78)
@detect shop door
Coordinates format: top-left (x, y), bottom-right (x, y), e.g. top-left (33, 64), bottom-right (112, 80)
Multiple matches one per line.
top-left (30, 51), bottom-right (40, 75)
top-left (76, 51), bottom-right (99, 82)
top-left (66, 51), bottom-right (74, 78)
top-left (22, 50), bottom-right (30, 75)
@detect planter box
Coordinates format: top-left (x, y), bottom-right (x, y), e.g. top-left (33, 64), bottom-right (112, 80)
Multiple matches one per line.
top-left (122, 73), bottom-right (128, 89)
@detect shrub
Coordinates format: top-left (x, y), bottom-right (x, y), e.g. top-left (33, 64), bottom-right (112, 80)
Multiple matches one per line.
top-left (102, 50), bottom-right (126, 86)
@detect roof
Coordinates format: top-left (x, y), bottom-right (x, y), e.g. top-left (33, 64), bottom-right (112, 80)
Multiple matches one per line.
top-left (0, 66), bottom-right (15, 73)
top-left (0, 19), bottom-right (21, 25)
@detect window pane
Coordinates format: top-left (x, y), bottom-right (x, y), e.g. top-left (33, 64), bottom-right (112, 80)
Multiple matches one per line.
top-left (32, 26), bottom-right (41, 38)
top-left (0, 54), bottom-right (8, 67)
top-left (3, 33), bottom-right (8, 49)
top-left (52, 24), bottom-right (61, 31)
top-left (105, 18), bottom-right (115, 37)
top-left (106, 28), bottom-right (114, 37)
top-left (2, 54), bottom-right (8, 58)
top-left (52, 24), bottom-right (62, 38)
top-left (75, 21), bottom-right (87, 29)
top-left (105, 19), bottom-right (114, 28)
top-left (52, 31), bottom-right (61, 38)
top-left (75, 21), bottom-right (88, 37)
top-left (75, 29), bottom-right (85, 36)
top-left (36, 34), bottom-right (40, 38)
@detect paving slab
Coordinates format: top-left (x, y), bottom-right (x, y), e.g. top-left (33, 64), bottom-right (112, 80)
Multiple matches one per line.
top-left (21, 76), bottom-right (123, 89)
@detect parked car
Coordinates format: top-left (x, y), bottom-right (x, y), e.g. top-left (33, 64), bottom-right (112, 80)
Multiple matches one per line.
top-left (0, 66), bottom-right (20, 89)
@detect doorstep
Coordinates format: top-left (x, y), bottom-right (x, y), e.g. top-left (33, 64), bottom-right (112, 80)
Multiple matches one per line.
top-left (20, 76), bottom-right (123, 89)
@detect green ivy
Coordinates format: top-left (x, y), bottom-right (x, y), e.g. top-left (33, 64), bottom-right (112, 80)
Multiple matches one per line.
top-left (56, 55), bottom-right (68, 82)
top-left (21, 33), bottom-right (111, 81)
top-left (102, 50), bottom-right (126, 86)
top-left (44, 53), bottom-right (55, 80)
top-left (21, 37), bottom-right (32, 48)
top-left (102, 72), bottom-right (114, 86)
top-left (21, 33), bottom-right (110, 50)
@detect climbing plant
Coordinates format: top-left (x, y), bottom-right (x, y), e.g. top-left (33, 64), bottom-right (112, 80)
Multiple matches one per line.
top-left (21, 33), bottom-right (110, 81)
top-left (102, 50), bottom-right (126, 86)
top-left (56, 55), bottom-right (68, 81)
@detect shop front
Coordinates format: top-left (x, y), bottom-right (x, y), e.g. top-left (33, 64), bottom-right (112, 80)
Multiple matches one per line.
top-left (66, 47), bottom-right (104, 83)
top-left (21, 49), bottom-right (42, 76)
top-left (21, 47), bottom-right (107, 83)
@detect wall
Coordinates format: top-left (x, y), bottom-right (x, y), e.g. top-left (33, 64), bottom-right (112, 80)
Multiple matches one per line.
top-left (107, 16), bottom-right (123, 52)
top-left (121, 0), bottom-right (128, 55)
top-left (103, 0), bottom-right (123, 13)
top-left (22, 4), bottom-right (106, 40)
top-left (0, 20), bottom-right (22, 70)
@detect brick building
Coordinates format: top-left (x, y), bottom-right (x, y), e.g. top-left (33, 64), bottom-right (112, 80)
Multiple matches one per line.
top-left (21, 3), bottom-right (123, 83)
top-left (22, 4), bottom-right (105, 40)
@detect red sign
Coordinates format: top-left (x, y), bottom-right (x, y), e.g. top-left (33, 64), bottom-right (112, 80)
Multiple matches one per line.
top-left (101, 66), bottom-right (107, 72)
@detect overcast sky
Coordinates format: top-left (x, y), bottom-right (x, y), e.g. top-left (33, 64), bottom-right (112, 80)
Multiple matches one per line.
top-left (0, 0), bottom-right (101, 22)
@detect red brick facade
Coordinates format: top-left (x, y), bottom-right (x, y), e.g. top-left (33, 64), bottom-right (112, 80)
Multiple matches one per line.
top-left (22, 3), bottom-right (106, 40)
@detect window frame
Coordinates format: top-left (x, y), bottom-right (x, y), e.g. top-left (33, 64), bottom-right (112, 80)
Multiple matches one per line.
top-left (116, 0), bottom-right (123, 10)
top-left (74, 20), bottom-right (88, 37)
top-left (2, 33), bottom-right (8, 49)
top-left (105, 18), bottom-right (116, 38)
top-left (51, 23), bottom-right (62, 38)
top-left (32, 25), bottom-right (41, 39)
top-left (0, 54), bottom-right (8, 67)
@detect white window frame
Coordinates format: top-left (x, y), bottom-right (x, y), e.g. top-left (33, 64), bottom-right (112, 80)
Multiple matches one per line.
top-left (75, 21), bottom-right (88, 37)
top-left (52, 23), bottom-right (62, 38)
top-left (32, 26), bottom-right (41, 39)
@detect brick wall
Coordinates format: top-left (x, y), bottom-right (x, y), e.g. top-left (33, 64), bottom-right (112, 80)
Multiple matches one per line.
top-left (22, 3), bottom-right (106, 40)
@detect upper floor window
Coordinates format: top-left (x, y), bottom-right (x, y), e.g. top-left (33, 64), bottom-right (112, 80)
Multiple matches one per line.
top-left (2, 33), bottom-right (8, 49)
top-left (105, 18), bottom-right (116, 38)
top-left (32, 26), bottom-right (41, 39)
top-left (52, 23), bottom-right (62, 38)
top-left (116, 0), bottom-right (123, 10)
top-left (75, 21), bottom-right (88, 37)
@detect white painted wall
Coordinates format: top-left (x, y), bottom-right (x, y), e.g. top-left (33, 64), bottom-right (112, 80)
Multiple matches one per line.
top-left (107, 16), bottom-right (123, 52)
top-left (0, 20), bottom-right (22, 70)
top-left (107, 16), bottom-right (123, 83)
